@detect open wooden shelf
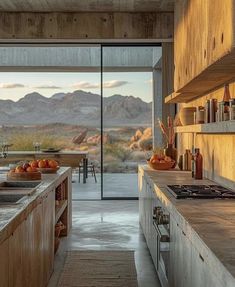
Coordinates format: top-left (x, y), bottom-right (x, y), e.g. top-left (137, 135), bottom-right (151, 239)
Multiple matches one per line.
top-left (55, 200), bottom-right (68, 223)
top-left (174, 121), bottom-right (235, 134)
top-left (165, 91), bottom-right (198, 104)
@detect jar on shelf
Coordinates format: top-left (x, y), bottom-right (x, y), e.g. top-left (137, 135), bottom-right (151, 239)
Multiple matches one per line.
top-left (218, 101), bottom-right (229, 121)
top-left (229, 99), bottom-right (235, 121)
top-left (224, 101), bottom-right (230, 121)
top-left (209, 99), bottom-right (217, 123)
top-left (195, 106), bottom-right (205, 124)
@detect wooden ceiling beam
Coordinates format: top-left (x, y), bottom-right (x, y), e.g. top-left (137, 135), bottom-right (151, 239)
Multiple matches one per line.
top-left (0, 12), bottom-right (174, 40)
top-left (0, 0), bottom-right (174, 12)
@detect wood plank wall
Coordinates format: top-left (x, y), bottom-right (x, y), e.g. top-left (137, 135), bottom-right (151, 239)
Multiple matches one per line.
top-left (178, 83), bottom-right (235, 189)
top-left (0, 12), bottom-right (173, 40)
top-left (174, 0), bottom-right (234, 93)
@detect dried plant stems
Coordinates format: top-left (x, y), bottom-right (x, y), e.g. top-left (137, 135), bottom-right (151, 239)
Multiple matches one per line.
top-left (158, 117), bottom-right (175, 145)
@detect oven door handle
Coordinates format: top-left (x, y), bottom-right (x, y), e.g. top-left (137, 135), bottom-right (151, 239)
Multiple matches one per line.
top-left (153, 221), bottom-right (170, 242)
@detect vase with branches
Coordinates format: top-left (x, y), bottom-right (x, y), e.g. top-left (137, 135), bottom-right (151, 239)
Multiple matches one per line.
top-left (158, 116), bottom-right (177, 167)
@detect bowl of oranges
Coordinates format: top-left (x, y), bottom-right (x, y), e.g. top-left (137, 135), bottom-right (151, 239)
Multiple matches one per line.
top-left (147, 153), bottom-right (175, 170)
top-left (8, 162), bottom-right (42, 181)
top-left (34, 159), bottom-right (60, 174)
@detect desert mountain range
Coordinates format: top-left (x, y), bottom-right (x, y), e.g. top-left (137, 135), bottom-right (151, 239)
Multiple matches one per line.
top-left (0, 90), bottom-right (152, 127)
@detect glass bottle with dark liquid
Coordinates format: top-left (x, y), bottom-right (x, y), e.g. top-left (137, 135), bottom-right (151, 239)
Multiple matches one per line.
top-left (195, 148), bottom-right (203, 180)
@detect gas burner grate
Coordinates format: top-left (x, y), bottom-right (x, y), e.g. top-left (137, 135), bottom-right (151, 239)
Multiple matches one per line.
top-left (167, 185), bottom-right (235, 199)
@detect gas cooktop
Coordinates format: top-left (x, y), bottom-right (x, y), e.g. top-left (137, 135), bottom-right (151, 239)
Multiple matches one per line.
top-left (167, 185), bottom-right (235, 199)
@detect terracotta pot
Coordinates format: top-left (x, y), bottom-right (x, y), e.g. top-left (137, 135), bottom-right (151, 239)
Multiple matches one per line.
top-left (179, 107), bottom-right (196, 125)
top-left (164, 144), bottom-right (177, 168)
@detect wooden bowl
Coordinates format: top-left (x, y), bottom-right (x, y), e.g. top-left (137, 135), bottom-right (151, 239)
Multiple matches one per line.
top-left (147, 160), bottom-right (175, 170)
top-left (37, 167), bottom-right (60, 174)
top-left (7, 171), bottom-right (42, 181)
top-left (179, 107), bottom-right (196, 125)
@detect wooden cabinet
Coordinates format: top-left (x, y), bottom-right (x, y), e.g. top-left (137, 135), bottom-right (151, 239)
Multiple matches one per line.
top-left (139, 169), bottom-right (235, 287)
top-left (139, 174), bottom-right (154, 249)
top-left (170, 218), bottom-right (225, 287)
top-left (139, 174), bottom-right (158, 267)
top-left (28, 201), bottom-right (44, 287)
top-left (172, 0), bottom-right (235, 102)
top-left (170, 218), bottom-right (192, 287)
top-left (191, 246), bottom-right (224, 287)
top-left (42, 190), bottom-right (55, 286)
top-left (8, 189), bottom-right (55, 287)
top-left (0, 239), bottom-right (9, 287)
top-left (9, 216), bottom-right (30, 287)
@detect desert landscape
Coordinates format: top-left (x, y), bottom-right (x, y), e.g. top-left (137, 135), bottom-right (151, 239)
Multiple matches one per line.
top-left (0, 90), bottom-right (152, 172)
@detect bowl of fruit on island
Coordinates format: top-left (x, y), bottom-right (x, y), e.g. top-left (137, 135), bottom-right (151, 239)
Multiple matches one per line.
top-left (7, 162), bottom-right (42, 181)
top-left (147, 153), bottom-right (175, 170)
top-left (34, 159), bottom-right (60, 173)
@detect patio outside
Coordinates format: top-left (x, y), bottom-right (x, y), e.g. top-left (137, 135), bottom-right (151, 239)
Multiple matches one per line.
top-left (0, 46), bottom-right (161, 199)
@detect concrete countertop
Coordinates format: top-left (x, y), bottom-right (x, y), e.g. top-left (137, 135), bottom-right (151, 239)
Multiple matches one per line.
top-left (139, 165), bottom-right (235, 285)
top-left (0, 167), bottom-right (71, 244)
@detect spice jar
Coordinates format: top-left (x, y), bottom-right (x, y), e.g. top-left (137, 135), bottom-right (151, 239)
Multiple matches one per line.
top-left (209, 99), bottom-right (217, 123)
top-left (218, 101), bottom-right (224, 121)
top-left (229, 99), bottom-right (235, 121)
top-left (223, 101), bottom-right (230, 121)
top-left (196, 106), bottom-right (205, 124)
top-left (204, 100), bottom-right (210, 123)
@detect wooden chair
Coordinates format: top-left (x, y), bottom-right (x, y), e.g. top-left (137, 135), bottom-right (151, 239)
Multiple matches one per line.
top-left (78, 160), bottom-right (97, 183)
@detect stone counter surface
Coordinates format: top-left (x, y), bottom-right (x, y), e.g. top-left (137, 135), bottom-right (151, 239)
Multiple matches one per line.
top-left (139, 165), bottom-right (235, 286)
top-left (0, 167), bottom-right (71, 244)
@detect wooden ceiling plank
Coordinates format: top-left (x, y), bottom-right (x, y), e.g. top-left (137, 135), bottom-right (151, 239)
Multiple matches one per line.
top-left (0, 0), bottom-right (174, 12)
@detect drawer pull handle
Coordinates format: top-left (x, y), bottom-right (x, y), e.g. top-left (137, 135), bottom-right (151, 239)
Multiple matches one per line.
top-left (182, 230), bottom-right (186, 236)
top-left (199, 254), bottom-right (204, 262)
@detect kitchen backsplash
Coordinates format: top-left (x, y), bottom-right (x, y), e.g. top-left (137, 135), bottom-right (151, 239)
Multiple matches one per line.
top-left (178, 82), bottom-right (235, 190)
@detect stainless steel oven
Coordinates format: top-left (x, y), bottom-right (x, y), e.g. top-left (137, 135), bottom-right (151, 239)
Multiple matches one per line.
top-left (153, 203), bottom-right (170, 287)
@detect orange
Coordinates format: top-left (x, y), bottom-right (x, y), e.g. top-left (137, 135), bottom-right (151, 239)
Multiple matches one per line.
top-left (15, 166), bottom-right (25, 173)
top-left (26, 166), bottom-right (34, 172)
top-left (43, 159), bottom-right (49, 168)
top-left (48, 160), bottom-right (58, 168)
top-left (38, 160), bottom-right (47, 168)
top-left (30, 160), bottom-right (38, 168)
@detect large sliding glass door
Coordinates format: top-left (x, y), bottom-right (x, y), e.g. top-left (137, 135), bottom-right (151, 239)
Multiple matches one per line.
top-left (0, 43), bottom-right (161, 200)
top-left (101, 45), bottom-right (162, 199)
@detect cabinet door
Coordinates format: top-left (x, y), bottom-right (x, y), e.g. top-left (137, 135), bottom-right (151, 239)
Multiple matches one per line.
top-left (146, 183), bottom-right (154, 252)
top-left (0, 239), bottom-right (9, 287)
top-left (142, 178), bottom-right (148, 237)
top-left (191, 246), bottom-right (224, 287)
top-left (42, 190), bottom-right (55, 285)
top-left (170, 219), bottom-right (192, 287)
top-left (9, 217), bottom-right (30, 287)
top-left (28, 201), bottom-right (44, 287)
top-left (138, 173), bottom-right (145, 229)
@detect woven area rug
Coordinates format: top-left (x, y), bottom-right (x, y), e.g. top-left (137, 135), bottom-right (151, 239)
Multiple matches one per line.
top-left (58, 250), bottom-right (138, 287)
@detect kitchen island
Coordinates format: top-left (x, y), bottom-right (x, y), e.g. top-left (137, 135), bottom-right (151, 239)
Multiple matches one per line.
top-left (0, 167), bottom-right (72, 287)
top-left (139, 165), bottom-right (235, 287)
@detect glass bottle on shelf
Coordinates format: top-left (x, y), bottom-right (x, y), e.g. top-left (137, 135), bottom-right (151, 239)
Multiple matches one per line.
top-left (223, 84), bottom-right (231, 121)
top-left (223, 84), bottom-right (231, 102)
top-left (195, 148), bottom-right (203, 180)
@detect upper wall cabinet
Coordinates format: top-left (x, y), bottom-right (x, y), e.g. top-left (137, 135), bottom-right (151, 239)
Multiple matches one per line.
top-left (168, 0), bottom-right (235, 103)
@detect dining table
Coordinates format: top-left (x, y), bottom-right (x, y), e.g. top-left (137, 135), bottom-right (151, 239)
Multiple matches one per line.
top-left (0, 150), bottom-right (89, 183)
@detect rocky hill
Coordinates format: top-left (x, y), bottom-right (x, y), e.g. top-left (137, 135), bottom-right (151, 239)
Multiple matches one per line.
top-left (0, 90), bottom-right (152, 127)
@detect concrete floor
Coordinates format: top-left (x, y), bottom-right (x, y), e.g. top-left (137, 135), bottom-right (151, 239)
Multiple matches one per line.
top-left (72, 173), bottom-right (138, 200)
top-left (48, 200), bottom-right (161, 287)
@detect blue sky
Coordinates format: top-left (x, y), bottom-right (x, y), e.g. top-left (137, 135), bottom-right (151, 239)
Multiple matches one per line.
top-left (0, 72), bottom-right (153, 103)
